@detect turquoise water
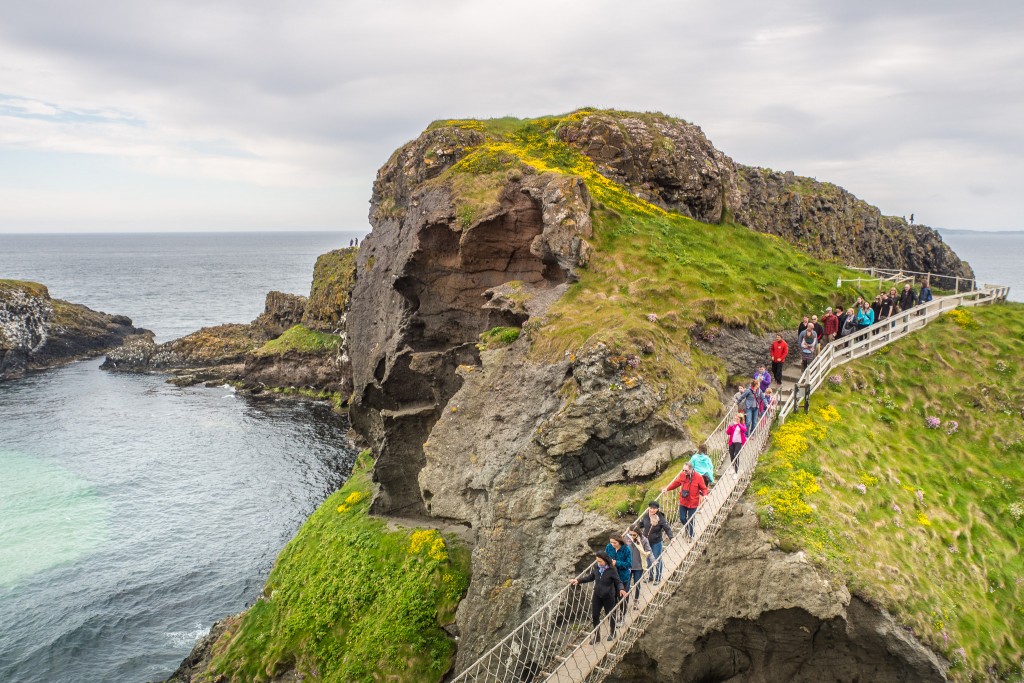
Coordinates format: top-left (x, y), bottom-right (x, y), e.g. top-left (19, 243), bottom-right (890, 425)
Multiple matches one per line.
top-left (0, 451), bottom-right (110, 588)
top-left (0, 232), bottom-right (361, 683)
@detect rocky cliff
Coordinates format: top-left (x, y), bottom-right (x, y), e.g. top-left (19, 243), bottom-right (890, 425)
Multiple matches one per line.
top-left (166, 110), bottom-right (971, 683)
top-left (557, 111), bottom-right (972, 278)
top-left (343, 110), bottom-right (964, 675)
top-left (606, 501), bottom-right (947, 683)
top-left (0, 279), bottom-right (145, 381)
top-left (103, 249), bottom-right (355, 402)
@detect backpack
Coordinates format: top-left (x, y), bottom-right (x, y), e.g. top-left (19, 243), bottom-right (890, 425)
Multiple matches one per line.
top-left (689, 453), bottom-right (715, 485)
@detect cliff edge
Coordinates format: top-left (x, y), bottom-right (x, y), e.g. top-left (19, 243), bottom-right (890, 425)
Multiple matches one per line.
top-left (0, 279), bottom-right (145, 381)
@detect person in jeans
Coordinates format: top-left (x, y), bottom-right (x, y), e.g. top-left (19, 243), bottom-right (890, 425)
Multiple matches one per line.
top-left (570, 550), bottom-right (628, 644)
top-left (665, 462), bottom-right (708, 540)
top-left (736, 380), bottom-right (764, 432)
top-left (725, 412), bottom-right (747, 477)
top-left (604, 534), bottom-right (632, 613)
top-left (625, 529), bottom-right (652, 608)
top-left (634, 501), bottom-right (673, 584)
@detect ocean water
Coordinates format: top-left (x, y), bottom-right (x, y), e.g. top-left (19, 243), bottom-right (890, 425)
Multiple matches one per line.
top-left (938, 230), bottom-right (1023, 302)
top-left (0, 232), bottom-right (363, 683)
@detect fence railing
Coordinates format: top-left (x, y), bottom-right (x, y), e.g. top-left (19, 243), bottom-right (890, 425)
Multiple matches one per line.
top-left (451, 277), bottom-right (1009, 683)
top-left (843, 266), bottom-right (980, 295)
top-left (779, 283), bottom-right (1009, 422)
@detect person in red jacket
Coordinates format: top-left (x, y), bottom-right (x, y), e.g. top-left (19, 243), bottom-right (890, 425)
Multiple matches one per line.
top-left (770, 333), bottom-right (788, 385)
top-left (665, 462), bottom-right (708, 540)
top-left (821, 307), bottom-right (840, 344)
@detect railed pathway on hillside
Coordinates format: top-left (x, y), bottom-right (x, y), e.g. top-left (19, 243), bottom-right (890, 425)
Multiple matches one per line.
top-left (450, 274), bottom-right (1009, 683)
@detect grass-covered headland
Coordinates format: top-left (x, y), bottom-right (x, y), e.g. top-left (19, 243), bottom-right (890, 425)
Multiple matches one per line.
top-left (426, 110), bottom-right (871, 440)
top-left (754, 304), bottom-right (1024, 679)
top-left (199, 450), bottom-right (470, 683)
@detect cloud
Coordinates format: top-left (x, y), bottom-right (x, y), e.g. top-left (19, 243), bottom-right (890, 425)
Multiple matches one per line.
top-left (0, 0), bottom-right (1022, 231)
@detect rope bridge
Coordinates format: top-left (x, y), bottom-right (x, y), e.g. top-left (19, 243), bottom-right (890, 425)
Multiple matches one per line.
top-left (450, 277), bottom-right (1009, 683)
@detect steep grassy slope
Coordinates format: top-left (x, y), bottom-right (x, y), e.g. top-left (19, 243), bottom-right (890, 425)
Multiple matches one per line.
top-left (753, 303), bottom-right (1024, 679)
top-left (199, 451), bottom-right (470, 683)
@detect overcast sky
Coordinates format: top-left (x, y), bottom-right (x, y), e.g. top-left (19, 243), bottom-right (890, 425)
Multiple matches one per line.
top-left (1, 0), bottom-right (1021, 233)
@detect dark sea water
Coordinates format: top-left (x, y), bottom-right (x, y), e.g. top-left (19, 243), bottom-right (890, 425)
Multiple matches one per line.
top-left (0, 231), bottom-right (364, 683)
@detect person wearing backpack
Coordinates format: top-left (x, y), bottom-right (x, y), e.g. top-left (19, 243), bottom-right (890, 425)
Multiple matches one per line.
top-left (665, 462), bottom-right (708, 541)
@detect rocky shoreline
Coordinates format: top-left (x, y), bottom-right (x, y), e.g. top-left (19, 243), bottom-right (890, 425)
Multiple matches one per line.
top-left (101, 249), bottom-right (356, 405)
top-left (0, 279), bottom-right (147, 382)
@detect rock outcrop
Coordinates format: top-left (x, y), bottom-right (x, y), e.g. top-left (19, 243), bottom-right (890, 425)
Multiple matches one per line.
top-left (103, 249), bottom-right (356, 401)
top-left (347, 127), bottom-right (593, 516)
top-left (558, 111), bottom-right (972, 278)
top-left (0, 279), bottom-right (145, 381)
top-left (606, 501), bottom-right (947, 683)
top-left (342, 112), bottom-right (961, 677)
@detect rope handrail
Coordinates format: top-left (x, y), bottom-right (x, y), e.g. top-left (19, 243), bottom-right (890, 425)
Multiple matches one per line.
top-left (450, 278), bottom-right (1010, 683)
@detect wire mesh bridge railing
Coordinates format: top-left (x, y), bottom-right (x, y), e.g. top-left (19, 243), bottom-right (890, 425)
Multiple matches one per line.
top-left (450, 279), bottom-right (1009, 683)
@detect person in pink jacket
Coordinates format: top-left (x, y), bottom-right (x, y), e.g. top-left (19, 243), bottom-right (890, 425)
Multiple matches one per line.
top-left (725, 413), bottom-right (747, 478)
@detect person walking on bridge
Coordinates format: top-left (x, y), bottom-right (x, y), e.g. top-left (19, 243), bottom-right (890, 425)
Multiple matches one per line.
top-left (570, 550), bottom-right (628, 644)
top-left (736, 381), bottom-right (764, 432)
top-left (725, 413), bottom-right (747, 476)
top-left (753, 365), bottom-right (772, 393)
top-left (625, 529), bottom-right (651, 608)
top-left (605, 534), bottom-right (632, 613)
top-left (634, 502), bottom-right (673, 585)
top-left (665, 462), bottom-right (708, 541)
top-left (770, 333), bottom-right (788, 386)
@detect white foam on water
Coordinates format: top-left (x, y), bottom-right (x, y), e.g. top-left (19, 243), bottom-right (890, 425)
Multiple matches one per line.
top-left (164, 624), bottom-right (211, 649)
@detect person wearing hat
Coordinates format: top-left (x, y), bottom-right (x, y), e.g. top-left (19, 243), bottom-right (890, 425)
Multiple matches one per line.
top-left (821, 307), bottom-right (839, 344)
top-left (633, 501), bottom-right (673, 584)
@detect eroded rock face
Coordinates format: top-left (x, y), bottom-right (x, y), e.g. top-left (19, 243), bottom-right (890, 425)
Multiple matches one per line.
top-left (419, 343), bottom-right (680, 667)
top-left (607, 501), bottom-right (947, 683)
top-left (560, 111), bottom-right (971, 278)
top-left (348, 131), bottom-right (594, 516)
top-left (1, 280), bottom-right (144, 380)
top-left (558, 112), bottom-right (739, 224)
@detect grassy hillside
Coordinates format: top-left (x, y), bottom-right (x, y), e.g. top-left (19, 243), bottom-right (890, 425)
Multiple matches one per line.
top-left (430, 110), bottom-right (872, 438)
top-left (199, 450), bottom-right (470, 683)
top-left (753, 303), bottom-right (1024, 679)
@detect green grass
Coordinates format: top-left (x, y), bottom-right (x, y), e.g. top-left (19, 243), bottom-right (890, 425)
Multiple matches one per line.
top-left (304, 249), bottom-right (356, 332)
top-left (753, 303), bottom-right (1024, 679)
top-left (0, 279), bottom-right (49, 298)
top-left (203, 450), bottom-right (471, 683)
top-left (478, 326), bottom-right (521, 349)
top-left (419, 109), bottom-right (896, 513)
top-left (255, 324), bottom-right (343, 356)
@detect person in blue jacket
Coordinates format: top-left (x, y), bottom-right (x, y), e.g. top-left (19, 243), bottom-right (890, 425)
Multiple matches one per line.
top-left (605, 533), bottom-right (633, 611)
top-left (855, 302), bottom-right (875, 330)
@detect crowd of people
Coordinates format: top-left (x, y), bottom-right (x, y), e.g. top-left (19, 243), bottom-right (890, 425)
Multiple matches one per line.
top-left (569, 278), bottom-right (936, 646)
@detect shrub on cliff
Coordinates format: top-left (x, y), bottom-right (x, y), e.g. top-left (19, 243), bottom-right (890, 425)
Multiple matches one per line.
top-left (202, 450), bottom-right (470, 683)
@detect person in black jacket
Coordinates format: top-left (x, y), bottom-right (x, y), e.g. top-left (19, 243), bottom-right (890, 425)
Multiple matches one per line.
top-left (899, 283), bottom-right (917, 311)
top-left (633, 501), bottom-right (674, 584)
top-left (570, 550), bottom-right (628, 643)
